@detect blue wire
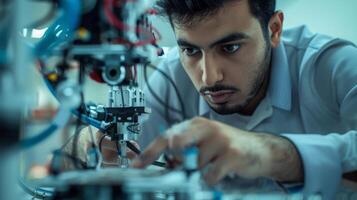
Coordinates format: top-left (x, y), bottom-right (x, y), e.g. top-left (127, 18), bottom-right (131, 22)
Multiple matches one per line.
top-left (13, 0), bottom-right (81, 150)
top-left (73, 110), bottom-right (103, 130)
top-left (19, 124), bottom-right (58, 149)
top-left (35, 0), bottom-right (103, 132)
top-left (43, 77), bottom-right (103, 131)
top-left (0, 49), bottom-right (6, 65)
top-left (34, 0), bottom-right (81, 57)
top-left (0, 28), bottom-right (9, 65)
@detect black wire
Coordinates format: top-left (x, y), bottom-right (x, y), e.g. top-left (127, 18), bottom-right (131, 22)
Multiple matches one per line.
top-left (119, 85), bottom-right (125, 106)
top-left (98, 134), bottom-right (108, 154)
top-left (125, 141), bottom-right (167, 168)
top-left (144, 63), bottom-right (187, 119)
top-left (149, 63), bottom-right (187, 119)
top-left (126, 141), bottom-right (140, 154)
top-left (71, 62), bottom-right (86, 169)
top-left (127, 123), bottom-right (140, 134)
top-left (115, 141), bottom-right (121, 155)
top-left (51, 149), bottom-right (88, 169)
top-left (71, 124), bottom-right (86, 169)
top-left (144, 63), bottom-right (182, 115)
top-left (87, 126), bottom-right (100, 165)
top-left (151, 160), bottom-right (167, 168)
top-left (275, 181), bottom-right (289, 194)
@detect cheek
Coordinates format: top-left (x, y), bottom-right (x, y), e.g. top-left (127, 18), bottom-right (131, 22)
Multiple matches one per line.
top-left (180, 56), bottom-right (202, 90)
top-left (223, 45), bottom-right (265, 93)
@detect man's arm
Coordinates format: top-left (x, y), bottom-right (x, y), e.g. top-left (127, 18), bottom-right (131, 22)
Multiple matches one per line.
top-left (258, 133), bottom-right (304, 182)
top-left (132, 117), bottom-right (304, 184)
top-left (283, 42), bottom-right (357, 199)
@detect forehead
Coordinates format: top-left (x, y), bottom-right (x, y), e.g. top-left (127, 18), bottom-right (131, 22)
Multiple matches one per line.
top-left (173, 0), bottom-right (261, 46)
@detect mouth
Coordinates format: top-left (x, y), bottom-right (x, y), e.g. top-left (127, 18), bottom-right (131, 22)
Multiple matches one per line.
top-left (203, 90), bottom-right (236, 104)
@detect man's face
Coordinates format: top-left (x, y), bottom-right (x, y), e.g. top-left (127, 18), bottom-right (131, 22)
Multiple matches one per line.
top-left (174, 0), bottom-right (272, 115)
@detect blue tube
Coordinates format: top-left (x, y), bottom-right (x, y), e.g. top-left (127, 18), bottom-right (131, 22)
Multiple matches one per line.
top-left (0, 25), bottom-right (10, 65)
top-left (73, 110), bottom-right (103, 131)
top-left (43, 77), bottom-right (103, 131)
top-left (19, 124), bottom-right (58, 149)
top-left (0, 49), bottom-right (6, 65)
top-left (34, 0), bottom-right (81, 57)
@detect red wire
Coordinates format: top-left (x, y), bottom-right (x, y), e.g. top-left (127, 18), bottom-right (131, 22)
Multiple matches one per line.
top-left (104, 0), bottom-right (129, 30)
top-left (104, 0), bottom-right (161, 47)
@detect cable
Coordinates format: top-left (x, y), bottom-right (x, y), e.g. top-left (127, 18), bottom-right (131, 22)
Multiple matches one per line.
top-left (39, 61), bottom-right (104, 131)
top-left (18, 178), bottom-right (53, 200)
top-left (99, 134), bottom-right (108, 153)
top-left (71, 62), bottom-right (87, 169)
top-left (119, 85), bottom-right (125, 106)
top-left (126, 141), bottom-right (167, 168)
top-left (104, 0), bottom-right (160, 47)
top-left (27, 1), bottom-right (57, 29)
top-left (73, 111), bottom-right (103, 130)
top-left (34, 0), bottom-right (81, 57)
top-left (127, 123), bottom-right (140, 134)
top-left (144, 64), bottom-right (181, 124)
top-left (18, 124), bottom-right (58, 149)
top-left (143, 64), bottom-right (180, 114)
top-left (144, 63), bottom-right (187, 119)
top-left (104, 0), bottom-right (128, 31)
top-left (51, 149), bottom-right (88, 170)
top-left (275, 181), bottom-right (289, 194)
top-left (71, 124), bottom-right (86, 169)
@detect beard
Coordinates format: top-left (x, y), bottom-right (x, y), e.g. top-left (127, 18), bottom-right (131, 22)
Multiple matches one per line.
top-left (205, 43), bottom-right (272, 115)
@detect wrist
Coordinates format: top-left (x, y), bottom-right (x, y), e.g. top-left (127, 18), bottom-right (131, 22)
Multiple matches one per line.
top-left (254, 133), bottom-right (276, 178)
top-left (257, 133), bottom-right (304, 182)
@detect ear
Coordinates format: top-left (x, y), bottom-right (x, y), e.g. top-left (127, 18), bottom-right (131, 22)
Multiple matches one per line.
top-left (268, 11), bottom-right (284, 48)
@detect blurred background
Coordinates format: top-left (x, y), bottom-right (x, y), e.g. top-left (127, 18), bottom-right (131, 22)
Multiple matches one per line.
top-left (13, 0), bottom-right (357, 176)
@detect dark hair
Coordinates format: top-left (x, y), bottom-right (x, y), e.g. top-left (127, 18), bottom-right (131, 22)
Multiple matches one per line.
top-left (156, 0), bottom-right (276, 35)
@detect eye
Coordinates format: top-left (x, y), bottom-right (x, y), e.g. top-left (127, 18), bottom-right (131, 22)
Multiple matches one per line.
top-left (222, 44), bottom-right (240, 54)
top-left (181, 47), bottom-right (200, 56)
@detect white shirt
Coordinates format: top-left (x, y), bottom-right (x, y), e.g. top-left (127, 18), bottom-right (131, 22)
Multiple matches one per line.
top-left (140, 26), bottom-right (357, 199)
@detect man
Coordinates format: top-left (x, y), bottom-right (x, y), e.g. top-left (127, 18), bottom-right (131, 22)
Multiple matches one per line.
top-left (94, 0), bottom-right (357, 199)
top-left (122, 0), bottom-right (357, 198)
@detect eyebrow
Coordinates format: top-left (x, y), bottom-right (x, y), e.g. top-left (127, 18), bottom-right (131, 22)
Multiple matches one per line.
top-left (177, 33), bottom-right (249, 49)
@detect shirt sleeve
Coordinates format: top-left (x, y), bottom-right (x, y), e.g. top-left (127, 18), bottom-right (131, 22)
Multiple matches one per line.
top-left (284, 43), bottom-right (357, 199)
top-left (138, 59), bottom-right (172, 149)
top-left (283, 132), bottom-right (357, 199)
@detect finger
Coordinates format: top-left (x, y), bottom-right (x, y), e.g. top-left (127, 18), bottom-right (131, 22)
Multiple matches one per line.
top-left (126, 151), bottom-right (138, 160)
top-left (203, 150), bottom-right (234, 186)
top-left (167, 118), bottom-right (214, 150)
top-left (131, 136), bottom-right (168, 168)
top-left (102, 149), bottom-right (118, 163)
top-left (197, 135), bottom-right (226, 169)
top-left (100, 136), bottom-right (118, 152)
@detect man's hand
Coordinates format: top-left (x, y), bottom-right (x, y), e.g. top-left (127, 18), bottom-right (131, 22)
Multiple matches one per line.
top-left (61, 127), bottom-right (140, 169)
top-left (95, 132), bottom-right (140, 167)
top-left (132, 117), bottom-right (303, 185)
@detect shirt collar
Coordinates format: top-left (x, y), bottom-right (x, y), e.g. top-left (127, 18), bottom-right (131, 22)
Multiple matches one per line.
top-left (198, 41), bottom-right (292, 116)
top-left (268, 41), bottom-right (292, 111)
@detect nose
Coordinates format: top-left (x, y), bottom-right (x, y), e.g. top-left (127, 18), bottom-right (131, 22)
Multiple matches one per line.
top-left (200, 54), bottom-right (223, 86)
